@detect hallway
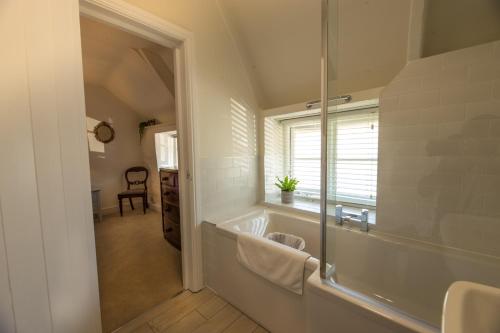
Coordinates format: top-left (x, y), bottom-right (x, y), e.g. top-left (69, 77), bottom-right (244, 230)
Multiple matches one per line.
top-left (95, 210), bottom-right (183, 332)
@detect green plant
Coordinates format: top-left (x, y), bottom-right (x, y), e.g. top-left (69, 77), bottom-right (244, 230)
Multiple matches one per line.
top-left (138, 119), bottom-right (160, 141)
top-left (275, 176), bottom-right (299, 192)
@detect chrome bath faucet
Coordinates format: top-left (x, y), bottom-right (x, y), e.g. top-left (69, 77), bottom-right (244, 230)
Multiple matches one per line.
top-left (335, 205), bottom-right (369, 232)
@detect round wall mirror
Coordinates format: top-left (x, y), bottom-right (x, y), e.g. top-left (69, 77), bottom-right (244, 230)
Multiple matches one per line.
top-left (94, 121), bottom-right (115, 143)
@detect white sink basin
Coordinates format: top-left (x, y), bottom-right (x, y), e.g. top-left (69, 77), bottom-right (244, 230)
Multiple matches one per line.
top-left (443, 281), bottom-right (500, 333)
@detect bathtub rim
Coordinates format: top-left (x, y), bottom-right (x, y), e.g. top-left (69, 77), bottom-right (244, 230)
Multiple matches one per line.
top-left (211, 205), bottom-right (500, 276)
top-left (219, 204), bottom-right (500, 265)
top-left (208, 219), bottom-right (321, 273)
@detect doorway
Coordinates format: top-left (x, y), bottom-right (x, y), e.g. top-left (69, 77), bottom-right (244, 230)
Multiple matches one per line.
top-left (77, 1), bottom-right (204, 330)
top-left (80, 16), bottom-right (184, 332)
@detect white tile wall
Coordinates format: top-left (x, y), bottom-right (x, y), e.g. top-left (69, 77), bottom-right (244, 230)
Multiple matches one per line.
top-left (201, 155), bottom-right (258, 220)
top-left (378, 40), bottom-right (500, 256)
top-left (198, 96), bottom-right (259, 221)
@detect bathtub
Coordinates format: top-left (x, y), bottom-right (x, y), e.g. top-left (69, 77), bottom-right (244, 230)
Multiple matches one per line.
top-left (203, 209), bottom-right (320, 333)
top-left (202, 207), bottom-right (500, 333)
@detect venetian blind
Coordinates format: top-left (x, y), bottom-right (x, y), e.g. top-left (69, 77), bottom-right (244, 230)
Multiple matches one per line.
top-left (284, 108), bottom-right (378, 206)
top-left (332, 110), bottom-right (378, 206)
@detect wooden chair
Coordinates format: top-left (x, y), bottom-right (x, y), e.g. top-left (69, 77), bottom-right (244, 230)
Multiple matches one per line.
top-left (118, 166), bottom-right (149, 216)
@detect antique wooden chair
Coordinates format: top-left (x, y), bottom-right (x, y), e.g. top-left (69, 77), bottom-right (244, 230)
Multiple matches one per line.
top-left (117, 166), bottom-right (149, 216)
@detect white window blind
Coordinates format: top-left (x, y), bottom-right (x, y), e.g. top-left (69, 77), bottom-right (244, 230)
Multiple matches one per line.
top-left (332, 111), bottom-right (378, 206)
top-left (282, 108), bottom-right (378, 206)
top-left (290, 123), bottom-right (321, 197)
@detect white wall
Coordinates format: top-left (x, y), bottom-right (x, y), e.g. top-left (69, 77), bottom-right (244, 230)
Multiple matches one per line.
top-left (378, 40), bottom-right (500, 256)
top-left (0, 0), bottom-right (101, 332)
top-left (85, 86), bottom-right (178, 215)
top-left (84, 84), bottom-right (146, 213)
top-left (85, 90), bottom-right (179, 214)
top-left (122, 0), bottom-right (261, 220)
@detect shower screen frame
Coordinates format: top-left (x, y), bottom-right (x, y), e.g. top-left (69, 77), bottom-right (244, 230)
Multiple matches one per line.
top-left (319, 0), bottom-right (330, 279)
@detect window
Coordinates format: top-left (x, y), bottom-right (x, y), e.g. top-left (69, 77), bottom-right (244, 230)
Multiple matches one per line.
top-left (265, 105), bottom-right (378, 208)
top-left (286, 120), bottom-right (321, 198)
top-left (330, 111), bottom-right (378, 206)
top-left (155, 131), bottom-right (178, 169)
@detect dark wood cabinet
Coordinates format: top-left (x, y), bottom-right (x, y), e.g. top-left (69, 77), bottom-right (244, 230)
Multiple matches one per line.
top-left (160, 169), bottom-right (181, 250)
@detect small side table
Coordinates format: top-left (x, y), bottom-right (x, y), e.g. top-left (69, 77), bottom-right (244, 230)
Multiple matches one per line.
top-left (91, 186), bottom-right (102, 222)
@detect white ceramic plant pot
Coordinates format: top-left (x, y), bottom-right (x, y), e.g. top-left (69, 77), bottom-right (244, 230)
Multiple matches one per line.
top-left (281, 190), bottom-right (294, 204)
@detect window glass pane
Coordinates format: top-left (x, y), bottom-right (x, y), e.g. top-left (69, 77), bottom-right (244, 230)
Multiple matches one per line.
top-left (334, 110), bottom-right (378, 205)
top-left (155, 131), bottom-right (178, 169)
top-left (290, 125), bottom-right (321, 197)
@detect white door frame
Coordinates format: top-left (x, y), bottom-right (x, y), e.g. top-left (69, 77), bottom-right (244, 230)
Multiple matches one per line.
top-left (79, 0), bottom-right (204, 291)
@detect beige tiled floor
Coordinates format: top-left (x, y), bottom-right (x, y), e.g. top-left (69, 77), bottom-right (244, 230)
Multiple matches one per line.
top-left (114, 289), bottom-right (269, 333)
top-left (95, 210), bottom-right (183, 332)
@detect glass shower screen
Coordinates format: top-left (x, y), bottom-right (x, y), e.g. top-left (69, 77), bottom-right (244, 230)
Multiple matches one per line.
top-left (319, 0), bottom-right (500, 328)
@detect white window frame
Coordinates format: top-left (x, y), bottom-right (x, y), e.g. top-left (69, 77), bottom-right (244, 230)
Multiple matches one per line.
top-left (155, 131), bottom-right (178, 170)
top-left (282, 118), bottom-right (322, 200)
top-left (280, 108), bottom-right (379, 209)
top-left (330, 109), bottom-right (378, 207)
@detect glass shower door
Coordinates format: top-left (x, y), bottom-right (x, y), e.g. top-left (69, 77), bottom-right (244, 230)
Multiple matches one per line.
top-left (320, 0), bottom-right (500, 328)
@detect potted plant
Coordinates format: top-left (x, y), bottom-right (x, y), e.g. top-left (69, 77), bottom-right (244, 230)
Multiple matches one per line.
top-left (275, 176), bottom-right (299, 204)
top-left (138, 119), bottom-right (160, 142)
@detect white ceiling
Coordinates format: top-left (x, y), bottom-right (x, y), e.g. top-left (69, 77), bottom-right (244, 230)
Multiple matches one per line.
top-left (80, 16), bottom-right (175, 122)
top-left (219, 0), bottom-right (412, 109)
top-left (219, 0), bottom-right (321, 109)
top-left (334, 0), bottom-right (412, 95)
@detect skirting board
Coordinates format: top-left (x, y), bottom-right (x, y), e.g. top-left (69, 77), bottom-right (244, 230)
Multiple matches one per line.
top-left (100, 202), bottom-right (161, 216)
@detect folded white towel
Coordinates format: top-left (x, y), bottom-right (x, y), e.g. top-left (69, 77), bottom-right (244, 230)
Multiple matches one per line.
top-left (236, 232), bottom-right (311, 295)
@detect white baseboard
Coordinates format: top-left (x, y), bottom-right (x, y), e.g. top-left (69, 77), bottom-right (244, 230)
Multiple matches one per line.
top-left (101, 205), bottom-right (120, 216)
top-left (100, 201), bottom-right (160, 216)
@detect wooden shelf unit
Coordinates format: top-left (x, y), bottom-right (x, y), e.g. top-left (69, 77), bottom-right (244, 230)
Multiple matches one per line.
top-left (159, 168), bottom-right (181, 250)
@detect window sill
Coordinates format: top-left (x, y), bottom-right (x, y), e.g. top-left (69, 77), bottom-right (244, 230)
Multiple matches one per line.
top-left (264, 194), bottom-right (376, 224)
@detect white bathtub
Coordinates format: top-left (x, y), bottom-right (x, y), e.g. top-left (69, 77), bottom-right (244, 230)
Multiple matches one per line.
top-left (203, 209), bottom-right (320, 333)
top-left (202, 207), bottom-right (500, 333)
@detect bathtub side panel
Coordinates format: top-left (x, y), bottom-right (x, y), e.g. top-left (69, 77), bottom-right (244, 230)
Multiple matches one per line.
top-left (306, 284), bottom-right (420, 333)
top-left (202, 222), bottom-right (308, 333)
top-left (307, 292), bottom-right (416, 333)
top-left (202, 222), bottom-right (219, 289)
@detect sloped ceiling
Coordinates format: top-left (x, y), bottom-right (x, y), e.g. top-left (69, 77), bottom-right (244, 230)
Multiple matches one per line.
top-left (219, 0), bottom-right (321, 110)
top-left (219, 0), bottom-right (412, 109)
top-left (423, 0), bottom-right (500, 57)
top-left (80, 16), bottom-right (175, 123)
top-left (334, 0), bottom-right (412, 95)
